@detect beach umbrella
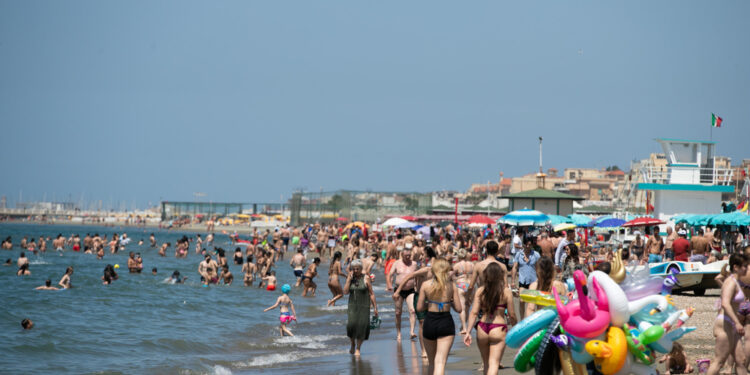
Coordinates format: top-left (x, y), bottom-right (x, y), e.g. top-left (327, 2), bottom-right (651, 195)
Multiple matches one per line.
top-left (401, 215), bottom-right (417, 221)
top-left (671, 214), bottom-right (693, 224)
top-left (568, 214), bottom-right (593, 227)
top-left (382, 217), bottom-right (409, 227)
top-left (467, 215), bottom-right (495, 225)
top-left (622, 217), bottom-right (665, 227)
top-left (595, 218), bottom-right (626, 228)
top-left (497, 209), bottom-right (550, 226)
top-left (554, 223), bottom-right (577, 232)
top-left (549, 215), bottom-right (573, 225)
top-left (709, 212), bottom-right (750, 226)
top-left (394, 221), bottom-right (418, 229)
top-left (587, 215), bottom-right (615, 227)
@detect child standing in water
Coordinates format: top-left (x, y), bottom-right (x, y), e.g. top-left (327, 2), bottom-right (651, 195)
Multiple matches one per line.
top-left (263, 284), bottom-right (297, 336)
top-left (262, 271), bottom-right (277, 291)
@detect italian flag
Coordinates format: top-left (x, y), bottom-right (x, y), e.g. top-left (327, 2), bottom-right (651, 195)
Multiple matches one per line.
top-left (712, 113), bottom-right (723, 128)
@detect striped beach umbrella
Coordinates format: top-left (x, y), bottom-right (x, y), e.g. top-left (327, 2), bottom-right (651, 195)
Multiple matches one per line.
top-left (497, 209), bottom-right (550, 226)
top-left (549, 215), bottom-right (573, 225)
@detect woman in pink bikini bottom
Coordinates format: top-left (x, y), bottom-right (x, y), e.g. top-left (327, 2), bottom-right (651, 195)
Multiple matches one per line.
top-left (463, 263), bottom-right (516, 375)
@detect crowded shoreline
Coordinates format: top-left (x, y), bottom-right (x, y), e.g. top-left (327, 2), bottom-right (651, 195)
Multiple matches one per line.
top-left (4, 212), bottom-right (749, 374)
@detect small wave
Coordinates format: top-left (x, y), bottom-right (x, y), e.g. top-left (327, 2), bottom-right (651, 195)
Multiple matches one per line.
top-left (235, 349), bottom-right (347, 368)
top-left (319, 305), bottom-right (347, 311)
top-left (272, 334), bottom-right (340, 350)
top-left (212, 365), bottom-right (233, 375)
top-left (29, 259), bottom-right (50, 265)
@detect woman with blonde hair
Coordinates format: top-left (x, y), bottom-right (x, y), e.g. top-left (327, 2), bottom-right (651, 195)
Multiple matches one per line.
top-left (416, 258), bottom-right (462, 375)
top-left (453, 248), bottom-right (474, 334)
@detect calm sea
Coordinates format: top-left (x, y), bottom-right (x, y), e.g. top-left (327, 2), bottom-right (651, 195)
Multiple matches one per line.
top-left (0, 223), bottom-right (412, 375)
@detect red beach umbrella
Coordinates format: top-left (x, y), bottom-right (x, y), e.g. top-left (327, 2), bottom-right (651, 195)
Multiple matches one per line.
top-left (622, 217), bottom-right (665, 227)
top-left (401, 216), bottom-right (417, 221)
top-left (467, 215), bottom-right (495, 225)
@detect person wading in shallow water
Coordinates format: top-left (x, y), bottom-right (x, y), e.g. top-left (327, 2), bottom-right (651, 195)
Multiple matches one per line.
top-left (386, 248), bottom-right (418, 342)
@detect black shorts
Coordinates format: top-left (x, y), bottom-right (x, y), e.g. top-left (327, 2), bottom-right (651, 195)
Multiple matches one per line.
top-left (282, 238), bottom-right (289, 245)
top-left (398, 288), bottom-right (415, 299)
top-left (422, 311), bottom-right (455, 340)
top-left (519, 282), bottom-right (531, 289)
top-left (294, 270), bottom-right (303, 278)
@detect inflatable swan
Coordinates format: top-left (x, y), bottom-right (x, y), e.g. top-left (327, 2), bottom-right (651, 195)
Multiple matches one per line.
top-left (555, 270), bottom-right (610, 339)
top-left (588, 271), bottom-right (673, 327)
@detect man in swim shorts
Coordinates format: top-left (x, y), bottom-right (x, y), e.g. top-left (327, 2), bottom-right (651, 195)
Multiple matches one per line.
top-left (290, 248), bottom-right (307, 287)
top-left (387, 248), bottom-right (418, 342)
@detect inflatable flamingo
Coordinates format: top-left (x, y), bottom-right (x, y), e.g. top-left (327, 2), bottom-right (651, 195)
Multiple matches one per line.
top-left (555, 270), bottom-right (610, 339)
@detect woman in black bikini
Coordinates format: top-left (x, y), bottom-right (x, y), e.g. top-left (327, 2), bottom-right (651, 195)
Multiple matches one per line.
top-left (463, 262), bottom-right (516, 375)
top-left (416, 258), bottom-right (461, 375)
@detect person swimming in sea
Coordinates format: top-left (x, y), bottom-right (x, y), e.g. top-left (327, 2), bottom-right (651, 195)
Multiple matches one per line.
top-left (165, 270), bottom-right (187, 284)
top-left (35, 279), bottom-right (60, 290)
top-left (263, 284), bottom-right (297, 337)
top-left (102, 264), bottom-right (118, 285)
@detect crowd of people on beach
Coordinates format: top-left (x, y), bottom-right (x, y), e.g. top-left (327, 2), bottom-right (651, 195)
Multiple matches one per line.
top-left (4, 219), bottom-right (750, 375)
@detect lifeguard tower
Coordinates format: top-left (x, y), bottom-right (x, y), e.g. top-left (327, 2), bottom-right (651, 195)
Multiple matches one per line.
top-left (637, 138), bottom-right (734, 221)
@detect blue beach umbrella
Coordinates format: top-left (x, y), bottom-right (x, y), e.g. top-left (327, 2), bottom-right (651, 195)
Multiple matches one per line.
top-left (568, 214), bottom-right (592, 227)
top-left (709, 212), bottom-right (750, 226)
top-left (586, 215), bottom-right (615, 228)
top-left (549, 215), bottom-right (573, 225)
top-left (596, 218), bottom-right (626, 228)
top-left (498, 209), bottom-right (550, 226)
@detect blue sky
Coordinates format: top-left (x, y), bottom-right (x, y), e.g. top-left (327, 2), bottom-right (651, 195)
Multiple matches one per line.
top-left (1, 1), bottom-right (748, 209)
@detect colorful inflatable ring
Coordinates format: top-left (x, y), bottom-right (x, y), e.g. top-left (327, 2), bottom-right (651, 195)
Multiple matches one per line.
top-left (513, 328), bottom-right (547, 372)
top-left (506, 308), bottom-right (557, 348)
top-left (555, 270), bottom-right (610, 339)
top-left (520, 289), bottom-right (566, 307)
top-left (585, 326), bottom-right (628, 375)
top-left (535, 317), bottom-right (561, 375)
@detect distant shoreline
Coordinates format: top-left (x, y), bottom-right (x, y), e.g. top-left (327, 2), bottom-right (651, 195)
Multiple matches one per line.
top-left (0, 220), bottom-right (265, 235)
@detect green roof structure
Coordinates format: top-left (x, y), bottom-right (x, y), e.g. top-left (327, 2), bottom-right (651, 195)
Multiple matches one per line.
top-left (502, 189), bottom-right (584, 200)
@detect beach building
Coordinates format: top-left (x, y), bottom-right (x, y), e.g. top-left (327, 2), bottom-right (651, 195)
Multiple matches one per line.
top-left (502, 188), bottom-right (584, 215)
top-left (637, 138), bottom-right (734, 221)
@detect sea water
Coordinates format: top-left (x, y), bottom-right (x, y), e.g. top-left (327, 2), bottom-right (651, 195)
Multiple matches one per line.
top-left (0, 223), bottom-right (405, 374)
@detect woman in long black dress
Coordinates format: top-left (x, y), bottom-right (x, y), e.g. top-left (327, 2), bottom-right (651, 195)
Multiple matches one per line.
top-left (344, 259), bottom-right (379, 356)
